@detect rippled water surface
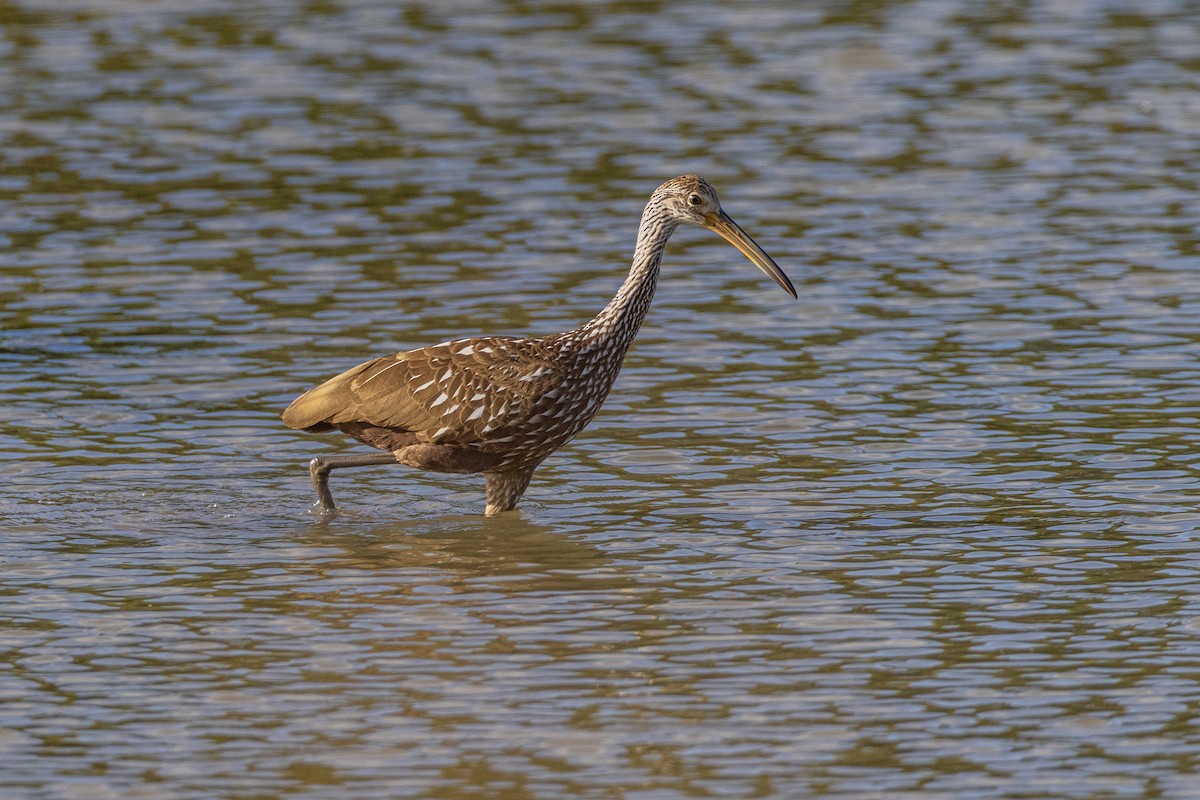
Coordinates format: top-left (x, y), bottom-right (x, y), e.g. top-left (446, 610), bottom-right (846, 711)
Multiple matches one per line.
top-left (4, 1), bottom-right (1200, 797)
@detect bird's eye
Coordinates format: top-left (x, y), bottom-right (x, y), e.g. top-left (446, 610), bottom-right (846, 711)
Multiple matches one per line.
top-left (687, 193), bottom-right (703, 206)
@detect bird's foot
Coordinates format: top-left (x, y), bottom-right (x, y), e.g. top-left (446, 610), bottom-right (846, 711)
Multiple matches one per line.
top-left (309, 457), bottom-right (338, 513)
top-left (309, 499), bottom-right (338, 517)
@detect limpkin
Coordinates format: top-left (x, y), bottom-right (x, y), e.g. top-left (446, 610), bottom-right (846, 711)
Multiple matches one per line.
top-left (282, 175), bottom-right (796, 515)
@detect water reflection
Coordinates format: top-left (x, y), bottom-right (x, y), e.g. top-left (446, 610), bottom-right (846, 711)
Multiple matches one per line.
top-left (300, 513), bottom-right (611, 583)
top-left (4, 0), bottom-right (1200, 797)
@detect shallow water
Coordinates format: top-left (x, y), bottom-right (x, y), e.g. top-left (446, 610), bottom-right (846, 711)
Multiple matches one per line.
top-left (4, 1), bottom-right (1200, 797)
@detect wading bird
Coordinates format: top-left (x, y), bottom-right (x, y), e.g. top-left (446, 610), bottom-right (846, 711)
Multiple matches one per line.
top-left (282, 176), bottom-right (796, 515)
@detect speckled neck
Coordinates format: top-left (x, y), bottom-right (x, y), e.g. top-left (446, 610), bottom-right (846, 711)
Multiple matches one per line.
top-left (575, 198), bottom-right (680, 353)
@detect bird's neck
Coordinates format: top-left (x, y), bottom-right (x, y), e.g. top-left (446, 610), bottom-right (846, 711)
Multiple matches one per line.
top-left (576, 206), bottom-right (679, 353)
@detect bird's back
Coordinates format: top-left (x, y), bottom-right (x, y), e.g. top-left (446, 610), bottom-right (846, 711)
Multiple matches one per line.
top-left (282, 333), bottom-right (624, 470)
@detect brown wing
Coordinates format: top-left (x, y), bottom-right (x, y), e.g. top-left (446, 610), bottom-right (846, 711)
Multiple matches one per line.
top-left (281, 336), bottom-right (563, 445)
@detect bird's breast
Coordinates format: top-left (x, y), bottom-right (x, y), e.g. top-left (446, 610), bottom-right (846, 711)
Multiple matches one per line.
top-left (464, 356), bottom-right (623, 466)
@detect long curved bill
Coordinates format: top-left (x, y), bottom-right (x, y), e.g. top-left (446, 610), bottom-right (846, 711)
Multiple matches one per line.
top-left (705, 211), bottom-right (797, 298)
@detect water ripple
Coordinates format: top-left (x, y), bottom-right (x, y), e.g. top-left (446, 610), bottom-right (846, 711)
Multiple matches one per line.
top-left (3, 1), bottom-right (1200, 798)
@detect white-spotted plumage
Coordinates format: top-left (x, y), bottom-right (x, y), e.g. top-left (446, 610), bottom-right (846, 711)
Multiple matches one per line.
top-left (282, 175), bottom-right (796, 516)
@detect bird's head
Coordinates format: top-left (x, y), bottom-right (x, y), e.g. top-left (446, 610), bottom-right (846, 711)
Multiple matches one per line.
top-left (653, 175), bottom-right (797, 298)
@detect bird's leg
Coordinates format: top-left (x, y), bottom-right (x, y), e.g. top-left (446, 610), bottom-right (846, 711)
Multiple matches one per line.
top-left (307, 453), bottom-right (399, 512)
top-left (483, 467), bottom-right (536, 516)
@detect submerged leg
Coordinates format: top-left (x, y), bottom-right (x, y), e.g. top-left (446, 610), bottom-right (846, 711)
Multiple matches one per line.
top-left (308, 453), bottom-right (398, 512)
top-left (483, 467), bottom-right (537, 516)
